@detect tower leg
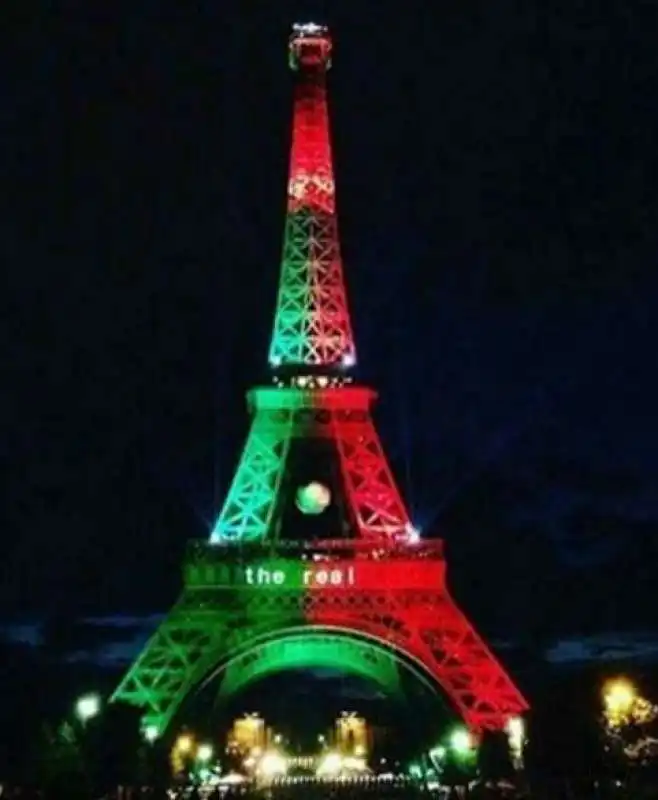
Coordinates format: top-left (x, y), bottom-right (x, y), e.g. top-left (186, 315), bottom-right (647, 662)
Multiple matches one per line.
top-left (413, 590), bottom-right (527, 730)
top-left (111, 588), bottom-right (306, 732)
top-left (210, 410), bottom-right (292, 543)
top-left (334, 414), bottom-right (411, 540)
top-left (113, 585), bottom-right (526, 734)
top-left (306, 589), bottom-right (527, 732)
top-left (110, 596), bottom-right (227, 731)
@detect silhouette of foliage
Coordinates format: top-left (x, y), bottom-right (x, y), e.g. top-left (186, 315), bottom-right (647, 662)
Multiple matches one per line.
top-left (477, 729), bottom-right (515, 783)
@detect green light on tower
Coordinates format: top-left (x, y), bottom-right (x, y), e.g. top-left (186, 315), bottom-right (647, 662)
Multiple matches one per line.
top-left (296, 482), bottom-right (331, 515)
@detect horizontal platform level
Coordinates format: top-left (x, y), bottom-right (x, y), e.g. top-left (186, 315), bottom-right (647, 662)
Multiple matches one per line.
top-left (247, 385), bottom-right (377, 411)
top-left (184, 539), bottom-right (445, 590)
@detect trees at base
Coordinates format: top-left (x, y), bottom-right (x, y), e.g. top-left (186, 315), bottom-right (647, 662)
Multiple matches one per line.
top-left (477, 730), bottom-right (516, 784)
top-left (35, 701), bottom-right (171, 794)
top-left (33, 721), bottom-right (88, 799)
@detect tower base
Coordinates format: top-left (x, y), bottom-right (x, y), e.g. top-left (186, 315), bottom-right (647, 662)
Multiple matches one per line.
top-left (112, 541), bottom-right (527, 734)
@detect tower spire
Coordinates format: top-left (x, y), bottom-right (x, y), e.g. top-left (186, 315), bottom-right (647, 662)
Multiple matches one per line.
top-left (268, 23), bottom-right (356, 372)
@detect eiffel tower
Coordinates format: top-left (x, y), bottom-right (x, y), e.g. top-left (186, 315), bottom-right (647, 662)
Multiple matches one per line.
top-left (112, 23), bottom-right (528, 736)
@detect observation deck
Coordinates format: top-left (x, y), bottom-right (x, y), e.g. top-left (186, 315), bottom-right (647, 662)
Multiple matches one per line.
top-left (185, 538), bottom-right (446, 592)
top-left (188, 537), bottom-right (443, 565)
top-left (289, 22), bottom-right (332, 70)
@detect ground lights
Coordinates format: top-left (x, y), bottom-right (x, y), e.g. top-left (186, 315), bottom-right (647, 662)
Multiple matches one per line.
top-left (74, 693), bottom-right (101, 723)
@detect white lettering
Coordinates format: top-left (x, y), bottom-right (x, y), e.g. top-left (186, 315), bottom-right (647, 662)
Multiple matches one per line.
top-left (272, 570), bottom-right (285, 585)
top-left (329, 569), bottom-right (343, 585)
top-left (243, 565), bottom-right (357, 587)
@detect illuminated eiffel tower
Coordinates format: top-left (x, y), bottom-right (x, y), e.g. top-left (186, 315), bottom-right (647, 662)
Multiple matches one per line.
top-left (111, 22), bottom-right (528, 736)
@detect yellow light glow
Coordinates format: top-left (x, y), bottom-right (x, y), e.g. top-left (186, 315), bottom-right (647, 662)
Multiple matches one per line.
top-left (258, 751), bottom-right (287, 777)
top-left (342, 756), bottom-right (367, 771)
top-left (604, 679), bottom-right (635, 708)
top-left (317, 751), bottom-right (343, 776)
top-left (176, 734), bottom-right (193, 753)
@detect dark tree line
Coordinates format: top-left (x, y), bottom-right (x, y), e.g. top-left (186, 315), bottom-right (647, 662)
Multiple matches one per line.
top-left (2, 630), bottom-right (658, 798)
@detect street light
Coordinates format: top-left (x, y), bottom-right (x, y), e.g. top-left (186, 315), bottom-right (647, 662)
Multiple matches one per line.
top-left (197, 743), bottom-right (213, 763)
top-left (175, 733), bottom-right (194, 754)
top-left (143, 724), bottom-right (159, 743)
top-left (450, 727), bottom-right (473, 756)
top-left (506, 716), bottom-right (526, 767)
top-left (75, 693), bottom-right (101, 723)
top-left (603, 678), bottom-right (637, 727)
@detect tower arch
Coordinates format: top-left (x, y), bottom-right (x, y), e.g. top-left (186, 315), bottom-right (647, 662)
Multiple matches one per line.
top-left (201, 628), bottom-right (436, 702)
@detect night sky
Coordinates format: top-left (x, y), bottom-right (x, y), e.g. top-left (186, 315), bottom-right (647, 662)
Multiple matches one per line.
top-left (2, 2), bottom-right (658, 670)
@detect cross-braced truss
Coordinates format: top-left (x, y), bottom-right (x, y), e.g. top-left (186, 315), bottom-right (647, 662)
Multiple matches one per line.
top-left (209, 409), bottom-right (292, 543)
top-left (111, 563), bottom-right (528, 735)
top-left (269, 210), bottom-right (355, 367)
top-left (268, 26), bottom-right (356, 369)
top-left (112, 25), bottom-right (529, 738)
top-left (219, 633), bottom-right (403, 699)
top-left (209, 385), bottom-right (413, 546)
top-left (333, 412), bottom-right (412, 541)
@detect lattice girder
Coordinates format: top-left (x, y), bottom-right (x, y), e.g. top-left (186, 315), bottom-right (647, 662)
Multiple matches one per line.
top-left (209, 409), bottom-right (293, 543)
top-left (270, 210), bottom-right (354, 367)
top-left (112, 573), bottom-right (527, 734)
top-left (208, 385), bottom-right (414, 546)
top-left (268, 25), bottom-right (356, 369)
top-left (334, 413), bottom-right (412, 541)
top-left (219, 632), bottom-right (403, 699)
top-left (112, 24), bottom-right (528, 741)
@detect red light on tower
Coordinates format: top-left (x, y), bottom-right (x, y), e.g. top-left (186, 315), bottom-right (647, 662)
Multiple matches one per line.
top-left (269, 20), bottom-right (355, 368)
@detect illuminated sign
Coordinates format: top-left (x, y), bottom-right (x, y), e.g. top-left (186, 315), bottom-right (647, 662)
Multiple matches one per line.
top-left (185, 555), bottom-right (445, 591)
top-left (244, 564), bottom-right (355, 587)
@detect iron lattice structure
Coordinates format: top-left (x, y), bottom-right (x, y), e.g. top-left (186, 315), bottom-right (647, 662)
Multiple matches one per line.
top-left (112, 23), bottom-right (528, 737)
top-left (268, 24), bottom-right (355, 369)
top-left (209, 386), bottom-right (412, 544)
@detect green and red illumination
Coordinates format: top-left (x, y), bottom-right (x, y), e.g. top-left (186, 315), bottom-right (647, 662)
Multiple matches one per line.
top-left (113, 22), bottom-right (528, 739)
top-left (210, 23), bottom-right (412, 546)
top-left (209, 386), bottom-right (415, 544)
top-left (268, 23), bottom-right (356, 370)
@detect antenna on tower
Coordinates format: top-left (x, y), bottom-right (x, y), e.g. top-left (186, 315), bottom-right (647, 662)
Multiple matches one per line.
top-left (269, 22), bottom-right (356, 373)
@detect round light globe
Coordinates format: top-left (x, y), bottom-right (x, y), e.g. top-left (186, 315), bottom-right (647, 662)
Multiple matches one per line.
top-left (296, 482), bottom-right (331, 515)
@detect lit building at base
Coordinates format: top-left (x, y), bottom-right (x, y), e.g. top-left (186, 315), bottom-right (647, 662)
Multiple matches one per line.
top-left (228, 713), bottom-right (266, 754)
top-left (336, 712), bottom-right (369, 758)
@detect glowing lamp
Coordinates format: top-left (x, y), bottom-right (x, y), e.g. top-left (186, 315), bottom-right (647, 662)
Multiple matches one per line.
top-left (143, 724), bottom-right (159, 743)
top-left (317, 752), bottom-right (343, 776)
top-left (259, 751), bottom-right (287, 777)
top-left (450, 727), bottom-right (473, 755)
top-left (75, 693), bottom-right (100, 722)
top-left (175, 734), bottom-right (193, 754)
top-left (296, 481), bottom-right (331, 515)
top-left (197, 743), bottom-right (213, 763)
top-left (604, 678), bottom-right (636, 712)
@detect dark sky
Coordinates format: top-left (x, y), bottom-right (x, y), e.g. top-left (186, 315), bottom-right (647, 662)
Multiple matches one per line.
top-left (2, 2), bottom-right (657, 649)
